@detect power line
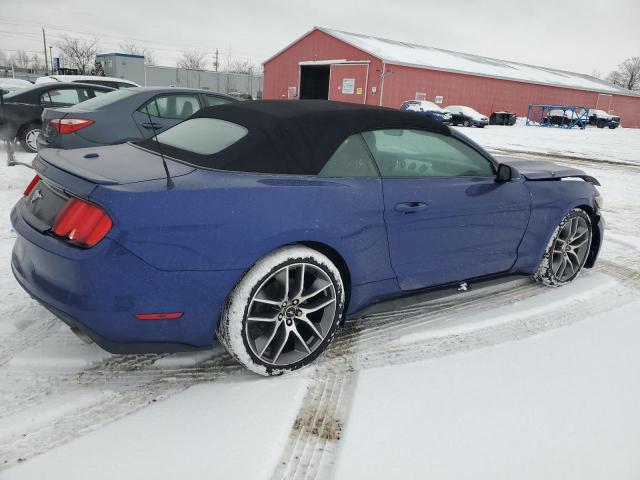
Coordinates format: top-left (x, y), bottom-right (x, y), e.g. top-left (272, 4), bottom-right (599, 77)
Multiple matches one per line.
top-left (0, 16), bottom-right (268, 63)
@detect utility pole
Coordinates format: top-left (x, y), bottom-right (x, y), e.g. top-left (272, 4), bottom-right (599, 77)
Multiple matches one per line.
top-left (42, 27), bottom-right (49, 74)
top-left (49, 46), bottom-right (53, 74)
top-left (213, 49), bottom-right (219, 72)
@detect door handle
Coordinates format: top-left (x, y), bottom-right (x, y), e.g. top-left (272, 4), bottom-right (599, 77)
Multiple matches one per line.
top-left (394, 202), bottom-right (428, 214)
top-left (142, 122), bottom-right (163, 129)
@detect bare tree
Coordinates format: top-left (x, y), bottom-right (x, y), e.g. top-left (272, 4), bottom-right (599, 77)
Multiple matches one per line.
top-left (11, 50), bottom-right (30, 69)
top-left (56, 35), bottom-right (98, 74)
top-left (606, 69), bottom-right (624, 87)
top-left (0, 50), bottom-right (8, 67)
top-left (228, 58), bottom-right (259, 75)
top-left (30, 53), bottom-right (44, 71)
top-left (177, 51), bottom-right (207, 70)
top-left (590, 69), bottom-right (601, 79)
top-left (119, 41), bottom-right (155, 66)
top-left (606, 57), bottom-right (640, 91)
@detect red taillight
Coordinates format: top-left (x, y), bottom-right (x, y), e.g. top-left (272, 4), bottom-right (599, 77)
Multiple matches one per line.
top-left (52, 197), bottom-right (112, 247)
top-left (24, 175), bottom-right (41, 196)
top-left (135, 312), bottom-right (184, 320)
top-left (50, 118), bottom-right (95, 135)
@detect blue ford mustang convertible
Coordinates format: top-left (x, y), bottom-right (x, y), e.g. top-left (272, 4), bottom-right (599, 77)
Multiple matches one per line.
top-left (11, 100), bottom-right (604, 375)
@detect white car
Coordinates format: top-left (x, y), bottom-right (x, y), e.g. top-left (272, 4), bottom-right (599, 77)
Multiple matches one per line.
top-left (0, 78), bottom-right (33, 95)
top-left (445, 105), bottom-right (489, 127)
top-left (35, 75), bottom-right (139, 89)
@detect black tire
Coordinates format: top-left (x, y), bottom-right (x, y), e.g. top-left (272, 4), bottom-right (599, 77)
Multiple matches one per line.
top-left (478, 125), bottom-right (485, 128)
top-left (596, 119), bottom-right (606, 129)
top-left (533, 209), bottom-right (592, 287)
top-left (217, 245), bottom-right (345, 376)
top-left (19, 123), bottom-right (41, 153)
top-left (608, 125), bottom-right (617, 129)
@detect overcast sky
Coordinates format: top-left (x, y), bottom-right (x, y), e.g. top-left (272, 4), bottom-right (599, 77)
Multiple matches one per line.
top-left (1, 0), bottom-right (638, 76)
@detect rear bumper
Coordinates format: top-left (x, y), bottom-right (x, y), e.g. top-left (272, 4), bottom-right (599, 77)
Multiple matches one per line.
top-left (10, 203), bottom-right (243, 353)
top-left (37, 132), bottom-right (100, 150)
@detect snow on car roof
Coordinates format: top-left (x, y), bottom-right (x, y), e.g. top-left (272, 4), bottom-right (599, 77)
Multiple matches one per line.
top-left (316, 28), bottom-right (639, 97)
top-left (35, 75), bottom-right (140, 86)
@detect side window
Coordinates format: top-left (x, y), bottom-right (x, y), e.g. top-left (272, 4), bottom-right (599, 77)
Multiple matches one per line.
top-left (40, 88), bottom-right (83, 106)
top-left (319, 134), bottom-right (379, 178)
top-left (362, 129), bottom-right (494, 178)
top-left (92, 89), bottom-right (109, 97)
top-left (139, 94), bottom-right (201, 119)
top-left (206, 95), bottom-right (233, 106)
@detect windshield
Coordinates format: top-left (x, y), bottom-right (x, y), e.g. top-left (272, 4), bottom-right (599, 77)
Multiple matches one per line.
top-left (73, 89), bottom-right (136, 110)
top-left (460, 106), bottom-right (482, 117)
top-left (421, 101), bottom-right (444, 112)
top-left (150, 118), bottom-right (248, 155)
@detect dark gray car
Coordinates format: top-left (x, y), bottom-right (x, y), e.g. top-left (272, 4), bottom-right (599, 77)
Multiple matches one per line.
top-left (38, 87), bottom-right (237, 150)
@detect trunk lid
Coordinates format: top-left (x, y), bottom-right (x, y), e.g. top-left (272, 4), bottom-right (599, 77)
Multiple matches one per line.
top-left (35, 143), bottom-right (195, 186)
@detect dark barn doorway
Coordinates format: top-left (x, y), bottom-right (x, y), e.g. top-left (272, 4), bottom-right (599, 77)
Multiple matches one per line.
top-left (299, 65), bottom-right (330, 99)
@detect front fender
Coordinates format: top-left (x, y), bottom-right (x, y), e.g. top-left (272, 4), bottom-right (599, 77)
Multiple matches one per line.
top-left (513, 179), bottom-right (599, 273)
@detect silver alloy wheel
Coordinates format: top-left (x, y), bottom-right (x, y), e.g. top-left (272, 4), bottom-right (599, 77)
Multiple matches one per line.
top-left (24, 128), bottom-right (40, 152)
top-left (551, 216), bottom-right (590, 281)
top-left (463, 119), bottom-right (470, 127)
top-left (245, 262), bottom-right (337, 366)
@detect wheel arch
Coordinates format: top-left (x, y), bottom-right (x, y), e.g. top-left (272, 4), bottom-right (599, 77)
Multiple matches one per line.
top-left (575, 203), bottom-right (602, 268)
top-left (296, 240), bottom-right (352, 313)
top-left (18, 119), bottom-right (42, 135)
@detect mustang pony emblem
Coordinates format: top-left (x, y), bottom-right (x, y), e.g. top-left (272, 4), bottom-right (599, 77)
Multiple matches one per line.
top-left (30, 189), bottom-right (43, 204)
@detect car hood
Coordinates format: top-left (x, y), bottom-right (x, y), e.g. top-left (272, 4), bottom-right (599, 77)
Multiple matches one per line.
top-left (498, 157), bottom-right (600, 185)
top-left (37, 143), bottom-right (195, 185)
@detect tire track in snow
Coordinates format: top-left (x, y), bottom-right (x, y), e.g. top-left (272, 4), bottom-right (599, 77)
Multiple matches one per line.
top-left (0, 353), bottom-right (246, 470)
top-left (2, 254), bottom-right (636, 473)
top-left (0, 315), bottom-right (59, 367)
top-left (270, 322), bottom-right (358, 480)
top-left (269, 255), bottom-right (638, 480)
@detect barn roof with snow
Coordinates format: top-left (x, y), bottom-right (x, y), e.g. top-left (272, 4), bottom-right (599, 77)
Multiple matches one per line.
top-left (270, 27), bottom-right (636, 97)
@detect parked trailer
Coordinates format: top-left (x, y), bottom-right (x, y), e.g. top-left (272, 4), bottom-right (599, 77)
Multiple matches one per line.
top-left (526, 104), bottom-right (588, 129)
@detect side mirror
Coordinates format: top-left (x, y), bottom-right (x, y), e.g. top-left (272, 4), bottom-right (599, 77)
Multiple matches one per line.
top-left (496, 163), bottom-right (518, 182)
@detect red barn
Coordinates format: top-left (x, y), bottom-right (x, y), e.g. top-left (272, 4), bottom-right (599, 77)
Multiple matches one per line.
top-left (263, 27), bottom-right (640, 127)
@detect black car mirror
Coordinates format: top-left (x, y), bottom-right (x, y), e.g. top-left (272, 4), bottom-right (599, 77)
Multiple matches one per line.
top-left (496, 163), bottom-right (518, 182)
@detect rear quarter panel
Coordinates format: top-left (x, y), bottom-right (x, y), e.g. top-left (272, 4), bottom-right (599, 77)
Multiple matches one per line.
top-left (89, 169), bottom-right (394, 288)
top-left (513, 179), bottom-right (599, 273)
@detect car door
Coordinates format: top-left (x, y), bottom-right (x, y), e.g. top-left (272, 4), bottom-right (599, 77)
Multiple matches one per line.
top-left (362, 128), bottom-right (531, 290)
top-left (132, 93), bottom-right (202, 138)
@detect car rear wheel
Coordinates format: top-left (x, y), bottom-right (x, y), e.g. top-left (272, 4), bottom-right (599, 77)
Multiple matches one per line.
top-left (596, 119), bottom-right (606, 129)
top-left (217, 245), bottom-right (345, 376)
top-left (19, 123), bottom-right (41, 153)
top-left (463, 119), bottom-right (471, 127)
top-left (533, 209), bottom-right (592, 287)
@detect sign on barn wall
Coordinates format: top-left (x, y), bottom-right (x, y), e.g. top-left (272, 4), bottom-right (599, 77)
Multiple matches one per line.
top-left (342, 78), bottom-right (355, 94)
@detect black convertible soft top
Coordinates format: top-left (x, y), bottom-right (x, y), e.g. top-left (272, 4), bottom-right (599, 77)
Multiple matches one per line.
top-left (140, 100), bottom-right (450, 175)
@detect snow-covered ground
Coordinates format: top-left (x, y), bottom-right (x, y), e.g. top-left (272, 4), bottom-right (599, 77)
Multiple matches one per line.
top-left (461, 123), bottom-right (640, 165)
top-left (1, 128), bottom-right (639, 480)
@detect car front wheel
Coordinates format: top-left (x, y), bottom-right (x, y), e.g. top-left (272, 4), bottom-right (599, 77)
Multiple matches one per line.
top-left (533, 208), bottom-right (592, 287)
top-left (217, 245), bottom-right (345, 376)
top-left (463, 119), bottom-right (470, 127)
top-left (19, 123), bottom-right (41, 153)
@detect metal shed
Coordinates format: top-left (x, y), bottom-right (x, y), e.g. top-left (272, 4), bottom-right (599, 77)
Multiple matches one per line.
top-left (263, 27), bottom-right (640, 127)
